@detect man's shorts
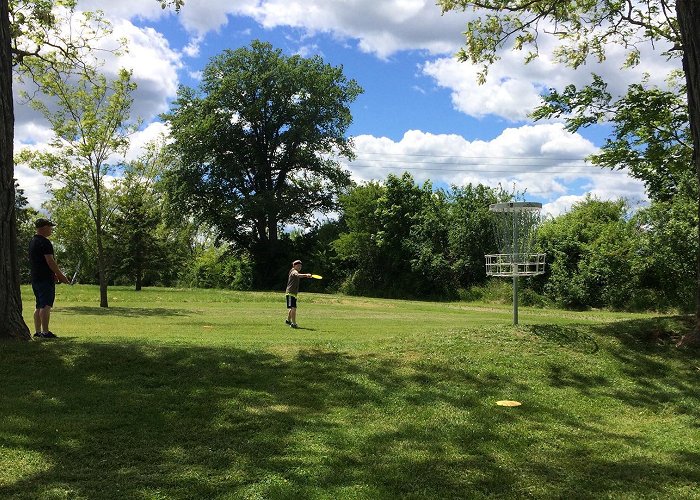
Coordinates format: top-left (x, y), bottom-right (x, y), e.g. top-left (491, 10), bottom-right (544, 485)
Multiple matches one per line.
top-left (32, 280), bottom-right (56, 309)
top-left (286, 294), bottom-right (297, 309)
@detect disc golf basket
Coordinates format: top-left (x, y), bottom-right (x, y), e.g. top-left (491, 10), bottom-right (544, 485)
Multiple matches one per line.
top-left (486, 202), bottom-right (546, 325)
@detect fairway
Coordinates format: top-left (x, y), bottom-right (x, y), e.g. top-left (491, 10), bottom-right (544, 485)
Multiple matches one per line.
top-left (2, 285), bottom-right (699, 499)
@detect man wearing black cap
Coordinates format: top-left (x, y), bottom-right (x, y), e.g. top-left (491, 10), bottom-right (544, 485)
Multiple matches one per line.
top-left (29, 219), bottom-right (70, 338)
top-left (285, 259), bottom-right (312, 328)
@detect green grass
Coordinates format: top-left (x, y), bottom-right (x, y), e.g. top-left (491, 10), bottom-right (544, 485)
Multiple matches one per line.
top-left (1, 285), bottom-right (699, 499)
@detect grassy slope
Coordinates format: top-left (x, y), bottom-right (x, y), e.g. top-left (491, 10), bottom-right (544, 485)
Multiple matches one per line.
top-left (1, 285), bottom-right (698, 499)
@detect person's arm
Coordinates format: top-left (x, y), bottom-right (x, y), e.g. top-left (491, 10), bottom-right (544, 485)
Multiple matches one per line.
top-left (45, 254), bottom-right (70, 284)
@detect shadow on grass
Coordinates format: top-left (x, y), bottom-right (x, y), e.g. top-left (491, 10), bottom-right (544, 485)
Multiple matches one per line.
top-left (60, 306), bottom-right (194, 318)
top-left (0, 338), bottom-right (698, 498)
top-left (526, 324), bottom-right (599, 354)
top-left (587, 315), bottom-right (700, 416)
top-left (523, 316), bottom-right (699, 428)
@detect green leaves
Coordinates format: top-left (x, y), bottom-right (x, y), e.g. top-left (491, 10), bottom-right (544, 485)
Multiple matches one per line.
top-left (439, 0), bottom-right (682, 79)
top-left (333, 175), bottom-right (507, 298)
top-left (163, 40), bottom-right (362, 259)
top-left (532, 73), bottom-right (692, 201)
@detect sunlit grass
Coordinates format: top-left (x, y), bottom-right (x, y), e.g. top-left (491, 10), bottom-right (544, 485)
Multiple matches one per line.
top-left (1, 285), bottom-right (698, 499)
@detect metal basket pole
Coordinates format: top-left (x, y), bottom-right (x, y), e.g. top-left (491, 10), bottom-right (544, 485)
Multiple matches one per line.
top-left (486, 201), bottom-right (545, 326)
top-left (512, 210), bottom-right (518, 325)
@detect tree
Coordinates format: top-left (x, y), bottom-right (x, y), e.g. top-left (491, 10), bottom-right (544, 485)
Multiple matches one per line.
top-left (43, 187), bottom-right (94, 285)
top-left (334, 174), bottom-right (505, 298)
top-left (333, 181), bottom-right (386, 295)
top-left (438, 0), bottom-right (700, 345)
top-left (110, 141), bottom-right (170, 291)
top-left (16, 65), bottom-right (137, 308)
top-left (14, 183), bottom-right (38, 283)
top-left (532, 73), bottom-right (694, 203)
top-left (163, 40), bottom-right (362, 287)
top-left (536, 197), bottom-right (638, 309)
top-left (446, 183), bottom-right (506, 288)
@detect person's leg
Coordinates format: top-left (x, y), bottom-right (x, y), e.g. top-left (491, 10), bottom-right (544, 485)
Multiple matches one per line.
top-left (39, 306), bottom-right (52, 333)
top-left (34, 308), bottom-right (41, 334)
top-left (289, 295), bottom-right (298, 326)
top-left (34, 281), bottom-right (56, 337)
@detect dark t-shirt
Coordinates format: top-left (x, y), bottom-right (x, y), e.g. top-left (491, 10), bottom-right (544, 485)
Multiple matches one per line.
top-left (29, 234), bottom-right (54, 282)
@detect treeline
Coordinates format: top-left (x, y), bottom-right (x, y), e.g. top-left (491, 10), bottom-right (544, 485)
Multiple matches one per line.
top-left (16, 171), bottom-right (697, 312)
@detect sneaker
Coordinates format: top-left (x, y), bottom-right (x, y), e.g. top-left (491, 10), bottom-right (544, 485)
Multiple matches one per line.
top-left (33, 332), bottom-right (43, 338)
top-left (285, 319), bottom-right (291, 325)
top-left (42, 331), bottom-right (57, 339)
top-left (290, 323), bottom-right (298, 329)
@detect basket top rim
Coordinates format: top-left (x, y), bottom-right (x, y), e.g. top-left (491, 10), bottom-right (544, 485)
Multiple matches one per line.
top-left (489, 202), bottom-right (542, 212)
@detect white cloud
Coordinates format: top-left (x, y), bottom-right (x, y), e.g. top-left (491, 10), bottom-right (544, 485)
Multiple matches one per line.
top-left (107, 20), bottom-right (182, 121)
top-left (13, 16), bottom-right (181, 142)
top-left (124, 122), bottom-right (171, 163)
top-left (422, 33), bottom-right (680, 121)
top-left (345, 124), bottom-right (647, 208)
top-left (14, 165), bottom-right (54, 211)
top-left (542, 195), bottom-right (587, 218)
top-left (157, 0), bottom-right (465, 58)
top-left (76, 0), bottom-right (171, 22)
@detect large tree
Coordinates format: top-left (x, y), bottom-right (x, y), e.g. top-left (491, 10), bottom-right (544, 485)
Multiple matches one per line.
top-left (164, 40), bottom-right (362, 286)
top-left (0, 0), bottom-right (23, 338)
top-left (439, 0), bottom-right (700, 345)
top-left (16, 67), bottom-right (137, 308)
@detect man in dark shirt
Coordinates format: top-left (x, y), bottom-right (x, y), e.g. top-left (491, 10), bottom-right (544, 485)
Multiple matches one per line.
top-left (29, 218), bottom-right (69, 338)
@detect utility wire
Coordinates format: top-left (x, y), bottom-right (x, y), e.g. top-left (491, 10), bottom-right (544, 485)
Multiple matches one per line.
top-left (340, 152), bottom-right (627, 175)
top-left (343, 163), bottom-right (629, 175)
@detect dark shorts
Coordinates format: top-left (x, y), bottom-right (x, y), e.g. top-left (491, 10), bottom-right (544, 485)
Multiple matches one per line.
top-left (286, 294), bottom-right (297, 309)
top-left (32, 280), bottom-right (56, 309)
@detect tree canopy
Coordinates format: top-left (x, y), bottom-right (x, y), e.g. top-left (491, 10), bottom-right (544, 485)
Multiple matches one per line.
top-left (163, 40), bottom-right (362, 286)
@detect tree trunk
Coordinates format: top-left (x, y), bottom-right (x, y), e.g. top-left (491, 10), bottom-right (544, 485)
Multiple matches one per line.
top-left (0, 0), bottom-right (30, 340)
top-left (136, 264), bottom-right (143, 292)
top-left (96, 225), bottom-right (109, 308)
top-left (677, 0), bottom-right (700, 347)
top-left (267, 215), bottom-right (278, 243)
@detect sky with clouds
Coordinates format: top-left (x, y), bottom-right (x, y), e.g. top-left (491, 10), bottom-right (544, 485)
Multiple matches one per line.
top-left (13, 0), bottom-right (682, 217)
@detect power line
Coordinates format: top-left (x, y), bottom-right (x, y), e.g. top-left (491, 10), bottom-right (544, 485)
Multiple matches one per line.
top-left (352, 151), bottom-right (590, 161)
top-left (343, 163), bottom-right (629, 175)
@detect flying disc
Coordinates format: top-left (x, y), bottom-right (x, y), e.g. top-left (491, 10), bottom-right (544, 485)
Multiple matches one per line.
top-left (496, 400), bottom-right (522, 407)
top-left (311, 274), bottom-right (323, 280)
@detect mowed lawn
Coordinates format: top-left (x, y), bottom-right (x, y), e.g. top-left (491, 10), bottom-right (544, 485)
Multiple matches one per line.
top-left (1, 285), bottom-right (699, 499)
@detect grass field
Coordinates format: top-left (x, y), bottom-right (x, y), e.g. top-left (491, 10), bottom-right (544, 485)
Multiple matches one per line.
top-left (1, 285), bottom-right (699, 499)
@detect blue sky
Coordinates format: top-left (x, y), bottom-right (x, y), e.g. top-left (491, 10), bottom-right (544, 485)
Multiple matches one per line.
top-left (14, 0), bottom-right (680, 217)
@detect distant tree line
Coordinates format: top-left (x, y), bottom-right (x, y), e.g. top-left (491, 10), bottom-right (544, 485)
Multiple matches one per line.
top-left (16, 169), bottom-right (698, 313)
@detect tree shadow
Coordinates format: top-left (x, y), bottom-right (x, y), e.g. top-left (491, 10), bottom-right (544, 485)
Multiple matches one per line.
top-left (525, 324), bottom-right (599, 354)
top-left (596, 315), bottom-right (695, 349)
top-left (60, 306), bottom-right (194, 318)
top-left (523, 316), bottom-right (700, 421)
top-left (0, 339), bottom-right (698, 498)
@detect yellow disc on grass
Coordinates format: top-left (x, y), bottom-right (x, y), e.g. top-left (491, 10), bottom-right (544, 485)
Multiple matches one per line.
top-left (496, 400), bottom-right (522, 407)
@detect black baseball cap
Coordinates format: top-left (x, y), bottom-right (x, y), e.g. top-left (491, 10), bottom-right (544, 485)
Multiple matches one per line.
top-left (35, 218), bottom-right (56, 228)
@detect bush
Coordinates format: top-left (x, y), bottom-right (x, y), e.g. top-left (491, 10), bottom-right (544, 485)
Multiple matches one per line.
top-left (180, 248), bottom-right (253, 290)
top-left (459, 280), bottom-right (550, 308)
